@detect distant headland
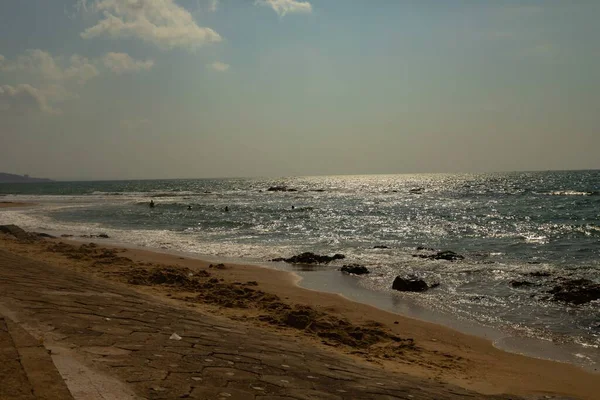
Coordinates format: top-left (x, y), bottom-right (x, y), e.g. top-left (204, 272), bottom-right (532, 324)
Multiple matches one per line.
top-left (0, 173), bottom-right (53, 183)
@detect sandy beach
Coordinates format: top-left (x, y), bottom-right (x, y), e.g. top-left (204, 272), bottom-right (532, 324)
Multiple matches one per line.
top-left (0, 224), bottom-right (597, 400)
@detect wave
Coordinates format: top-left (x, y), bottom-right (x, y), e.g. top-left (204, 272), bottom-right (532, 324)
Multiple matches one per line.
top-left (546, 190), bottom-right (599, 196)
top-left (91, 191), bottom-right (123, 196)
top-left (89, 191), bottom-right (201, 198)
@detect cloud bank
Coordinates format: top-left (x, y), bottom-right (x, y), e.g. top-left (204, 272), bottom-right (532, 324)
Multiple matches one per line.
top-left (103, 52), bottom-right (154, 74)
top-left (0, 84), bottom-right (54, 114)
top-left (1, 49), bottom-right (99, 85)
top-left (1, 50), bottom-right (153, 114)
top-left (81, 0), bottom-right (222, 51)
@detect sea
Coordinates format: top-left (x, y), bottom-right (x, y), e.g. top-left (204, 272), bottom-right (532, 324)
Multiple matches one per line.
top-left (1, 170), bottom-right (598, 370)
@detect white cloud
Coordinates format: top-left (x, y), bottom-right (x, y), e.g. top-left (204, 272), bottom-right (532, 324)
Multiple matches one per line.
top-left (0, 49), bottom-right (151, 115)
top-left (208, 61), bottom-right (230, 72)
top-left (0, 50), bottom-right (102, 115)
top-left (0, 49), bottom-right (99, 85)
top-left (0, 84), bottom-right (55, 114)
top-left (81, 0), bottom-right (222, 51)
top-left (65, 54), bottom-right (102, 84)
top-left (256, 0), bottom-right (312, 16)
top-left (103, 52), bottom-right (154, 74)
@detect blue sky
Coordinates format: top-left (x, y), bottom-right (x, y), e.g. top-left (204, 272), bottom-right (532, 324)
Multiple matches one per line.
top-left (1, 1), bottom-right (599, 180)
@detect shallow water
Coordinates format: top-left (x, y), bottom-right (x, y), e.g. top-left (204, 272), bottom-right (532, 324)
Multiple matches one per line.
top-left (1, 171), bottom-right (598, 368)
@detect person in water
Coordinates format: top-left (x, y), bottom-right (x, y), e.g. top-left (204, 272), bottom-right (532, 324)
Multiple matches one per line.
top-left (224, 206), bottom-right (229, 212)
top-left (187, 205), bottom-right (192, 210)
top-left (149, 200), bottom-right (155, 208)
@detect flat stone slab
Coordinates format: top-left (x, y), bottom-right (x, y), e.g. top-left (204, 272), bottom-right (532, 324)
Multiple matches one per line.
top-left (0, 249), bottom-right (524, 400)
top-left (0, 316), bottom-right (74, 400)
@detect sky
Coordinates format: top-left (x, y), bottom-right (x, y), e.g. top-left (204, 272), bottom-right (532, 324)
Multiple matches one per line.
top-left (1, 0), bottom-right (599, 180)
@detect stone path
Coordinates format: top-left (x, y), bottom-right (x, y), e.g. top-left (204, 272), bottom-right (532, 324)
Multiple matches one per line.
top-left (0, 316), bottom-right (73, 400)
top-left (0, 249), bottom-right (527, 399)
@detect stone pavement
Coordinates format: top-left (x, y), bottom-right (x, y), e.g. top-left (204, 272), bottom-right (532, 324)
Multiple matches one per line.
top-left (0, 249), bottom-right (524, 400)
top-left (1, 316), bottom-right (74, 400)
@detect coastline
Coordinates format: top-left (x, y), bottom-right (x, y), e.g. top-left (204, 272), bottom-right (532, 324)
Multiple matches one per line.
top-left (0, 227), bottom-right (598, 399)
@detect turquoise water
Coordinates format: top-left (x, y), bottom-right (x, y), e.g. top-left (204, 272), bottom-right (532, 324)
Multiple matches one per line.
top-left (1, 171), bottom-right (599, 366)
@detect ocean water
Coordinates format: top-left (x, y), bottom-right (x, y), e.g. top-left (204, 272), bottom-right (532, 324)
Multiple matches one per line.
top-left (1, 171), bottom-right (599, 368)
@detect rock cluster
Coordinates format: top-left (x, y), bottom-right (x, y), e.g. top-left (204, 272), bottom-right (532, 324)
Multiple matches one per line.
top-left (340, 264), bottom-right (370, 275)
top-left (414, 250), bottom-right (464, 262)
top-left (547, 279), bottom-right (600, 305)
top-left (392, 277), bottom-right (439, 292)
top-left (271, 252), bottom-right (345, 264)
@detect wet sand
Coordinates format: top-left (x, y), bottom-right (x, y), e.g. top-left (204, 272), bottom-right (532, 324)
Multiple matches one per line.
top-left (0, 231), bottom-right (598, 399)
top-left (0, 201), bottom-right (33, 208)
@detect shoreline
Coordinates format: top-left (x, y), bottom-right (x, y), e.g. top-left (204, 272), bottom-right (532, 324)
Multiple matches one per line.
top-left (0, 195), bottom-right (597, 364)
top-left (293, 265), bottom-right (600, 370)
top-left (0, 228), bottom-right (598, 399)
top-left (48, 230), bottom-right (600, 371)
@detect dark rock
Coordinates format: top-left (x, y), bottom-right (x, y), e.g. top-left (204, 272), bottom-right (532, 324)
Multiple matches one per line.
top-left (392, 277), bottom-right (429, 292)
top-left (80, 233), bottom-right (110, 239)
top-left (267, 185), bottom-right (299, 192)
top-left (271, 252), bottom-right (345, 265)
top-left (547, 279), bottom-right (600, 305)
top-left (373, 245), bottom-right (389, 249)
top-left (526, 271), bottom-right (551, 277)
top-left (34, 232), bottom-right (56, 238)
top-left (416, 246), bottom-right (435, 251)
top-left (414, 250), bottom-right (464, 262)
top-left (267, 186), bottom-right (290, 192)
top-left (340, 264), bottom-right (370, 275)
top-left (510, 280), bottom-right (537, 288)
top-left (0, 224), bottom-right (30, 240)
top-left (433, 250), bottom-right (464, 261)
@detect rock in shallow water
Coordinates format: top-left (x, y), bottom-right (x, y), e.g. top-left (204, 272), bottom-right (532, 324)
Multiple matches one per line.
top-left (340, 264), bottom-right (370, 275)
top-left (547, 278), bottom-right (600, 305)
top-left (266, 186), bottom-right (297, 192)
top-left (392, 277), bottom-right (431, 292)
top-left (414, 250), bottom-right (464, 262)
top-left (271, 252), bottom-right (345, 264)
